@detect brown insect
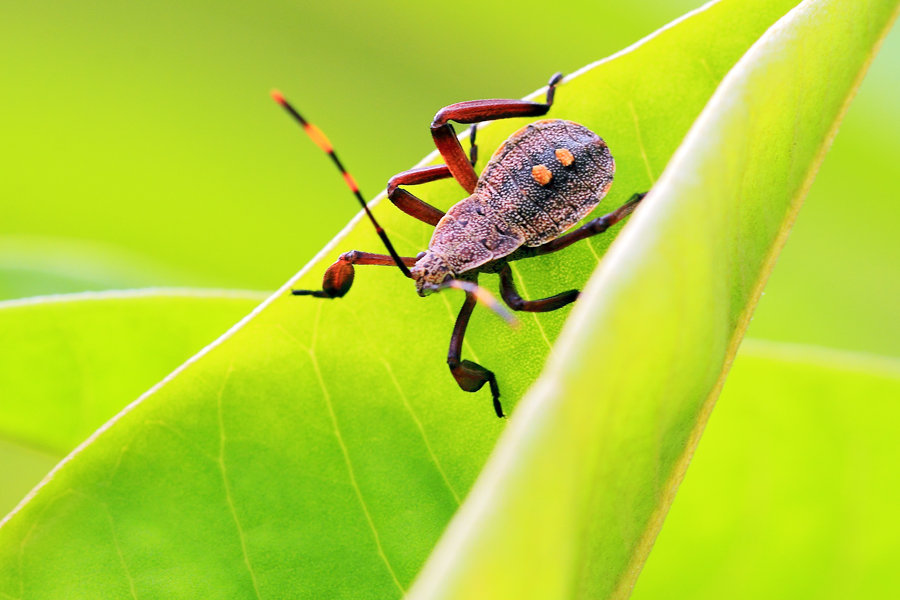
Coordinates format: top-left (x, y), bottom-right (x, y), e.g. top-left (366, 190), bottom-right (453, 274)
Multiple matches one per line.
top-left (274, 73), bottom-right (645, 418)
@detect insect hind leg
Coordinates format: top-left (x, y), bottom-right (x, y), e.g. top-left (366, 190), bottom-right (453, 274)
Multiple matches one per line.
top-left (448, 290), bottom-right (505, 418)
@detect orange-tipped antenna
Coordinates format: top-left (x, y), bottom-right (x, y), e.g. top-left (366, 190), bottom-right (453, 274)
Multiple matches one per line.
top-left (440, 280), bottom-right (519, 327)
top-left (272, 89), bottom-right (411, 278)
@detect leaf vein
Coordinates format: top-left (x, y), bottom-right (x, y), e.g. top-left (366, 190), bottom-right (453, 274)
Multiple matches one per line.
top-left (103, 505), bottom-right (137, 600)
top-left (308, 305), bottom-right (406, 594)
top-left (381, 360), bottom-right (461, 506)
top-left (216, 362), bottom-right (262, 600)
top-left (509, 265), bottom-right (553, 351)
top-left (628, 100), bottom-right (656, 184)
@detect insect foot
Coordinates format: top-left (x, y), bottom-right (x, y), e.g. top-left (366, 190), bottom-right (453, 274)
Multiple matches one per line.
top-left (292, 255), bottom-right (355, 299)
top-left (448, 358), bottom-right (504, 418)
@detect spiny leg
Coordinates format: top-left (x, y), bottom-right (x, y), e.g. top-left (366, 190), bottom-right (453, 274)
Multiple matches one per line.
top-left (292, 251), bottom-right (418, 298)
top-left (431, 72), bottom-right (564, 194)
top-left (498, 265), bottom-right (579, 312)
top-left (448, 290), bottom-right (504, 418)
top-left (533, 192), bottom-right (646, 256)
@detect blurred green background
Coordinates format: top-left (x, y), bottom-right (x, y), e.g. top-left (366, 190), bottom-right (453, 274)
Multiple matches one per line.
top-left (2, 0), bottom-right (897, 595)
top-left (2, 0), bottom-right (897, 354)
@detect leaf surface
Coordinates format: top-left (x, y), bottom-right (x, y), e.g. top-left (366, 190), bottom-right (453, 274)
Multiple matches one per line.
top-left (407, 0), bottom-right (900, 598)
top-left (634, 341), bottom-right (900, 599)
top-left (0, 1), bottom-right (863, 598)
top-left (0, 291), bottom-right (261, 520)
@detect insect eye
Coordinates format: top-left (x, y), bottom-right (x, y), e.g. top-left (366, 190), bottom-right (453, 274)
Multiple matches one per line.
top-left (415, 251), bottom-right (426, 260)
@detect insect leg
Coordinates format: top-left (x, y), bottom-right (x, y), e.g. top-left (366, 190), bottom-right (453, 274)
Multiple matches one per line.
top-left (534, 192), bottom-right (647, 256)
top-left (498, 265), bottom-right (579, 312)
top-left (467, 124), bottom-right (478, 167)
top-left (448, 291), bottom-right (504, 418)
top-left (291, 251), bottom-right (418, 299)
top-left (387, 165), bottom-right (450, 226)
top-left (431, 73), bottom-right (565, 194)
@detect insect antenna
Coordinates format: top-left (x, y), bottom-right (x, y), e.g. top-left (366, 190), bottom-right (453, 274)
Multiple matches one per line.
top-left (271, 89), bottom-right (411, 278)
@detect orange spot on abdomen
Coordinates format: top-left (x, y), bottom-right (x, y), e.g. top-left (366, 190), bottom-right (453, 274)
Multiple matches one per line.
top-left (555, 148), bottom-right (575, 166)
top-left (531, 164), bottom-right (553, 186)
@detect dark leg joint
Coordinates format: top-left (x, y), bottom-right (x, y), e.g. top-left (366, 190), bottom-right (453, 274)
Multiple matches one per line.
top-left (546, 71), bottom-right (564, 106)
top-left (448, 358), bottom-right (504, 418)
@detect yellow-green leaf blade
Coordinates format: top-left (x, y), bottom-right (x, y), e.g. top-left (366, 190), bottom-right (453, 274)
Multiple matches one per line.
top-left (0, 290), bottom-right (263, 456)
top-left (0, 1), bottom-right (818, 598)
top-left (634, 340), bottom-right (900, 599)
top-left (407, 0), bottom-right (900, 598)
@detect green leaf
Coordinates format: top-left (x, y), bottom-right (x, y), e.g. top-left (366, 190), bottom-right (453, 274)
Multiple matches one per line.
top-left (633, 340), bottom-right (900, 599)
top-left (0, 440), bottom-right (58, 524)
top-left (0, 237), bottom-right (209, 301)
top-left (0, 0), bottom-right (889, 598)
top-left (0, 290), bottom-right (262, 519)
top-left (0, 290), bottom-right (264, 456)
top-left (406, 1), bottom-right (900, 598)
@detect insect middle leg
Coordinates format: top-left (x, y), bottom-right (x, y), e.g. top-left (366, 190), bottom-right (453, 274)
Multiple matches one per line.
top-left (431, 72), bottom-right (564, 194)
top-left (498, 265), bottom-right (579, 312)
top-left (495, 193), bottom-right (646, 307)
top-left (448, 289), bottom-right (504, 418)
top-left (292, 251), bottom-right (417, 298)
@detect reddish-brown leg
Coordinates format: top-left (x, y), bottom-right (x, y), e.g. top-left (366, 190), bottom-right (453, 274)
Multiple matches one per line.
top-left (431, 72), bottom-right (564, 194)
top-left (386, 122), bottom-right (480, 226)
top-left (498, 265), bottom-right (579, 312)
top-left (386, 165), bottom-right (449, 226)
top-left (533, 193), bottom-right (646, 256)
top-left (448, 290), bottom-right (504, 418)
top-left (292, 251), bottom-right (418, 298)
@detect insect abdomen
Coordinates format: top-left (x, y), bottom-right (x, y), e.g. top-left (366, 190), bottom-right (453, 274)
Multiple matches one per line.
top-left (476, 119), bottom-right (615, 246)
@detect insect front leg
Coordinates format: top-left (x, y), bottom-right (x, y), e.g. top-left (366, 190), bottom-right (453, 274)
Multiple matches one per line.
top-left (292, 251), bottom-right (418, 299)
top-left (431, 72), bottom-right (564, 194)
top-left (448, 290), bottom-right (504, 418)
top-left (386, 165), bottom-right (450, 226)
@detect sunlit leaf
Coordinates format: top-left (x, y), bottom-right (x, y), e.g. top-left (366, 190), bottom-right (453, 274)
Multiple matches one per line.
top-left (407, 0), bottom-right (899, 598)
top-left (634, 340), bottom-right (900, 599)
top-left (0, 290), bottom-right (261, 518)
top-left (3, 0), bottom-right (890, 597)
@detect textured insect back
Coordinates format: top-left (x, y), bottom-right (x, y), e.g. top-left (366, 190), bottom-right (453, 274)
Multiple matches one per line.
top-left (477, 119), bottom-right (615, 247)
top-left (426, 200), bottom-right (525, 275)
